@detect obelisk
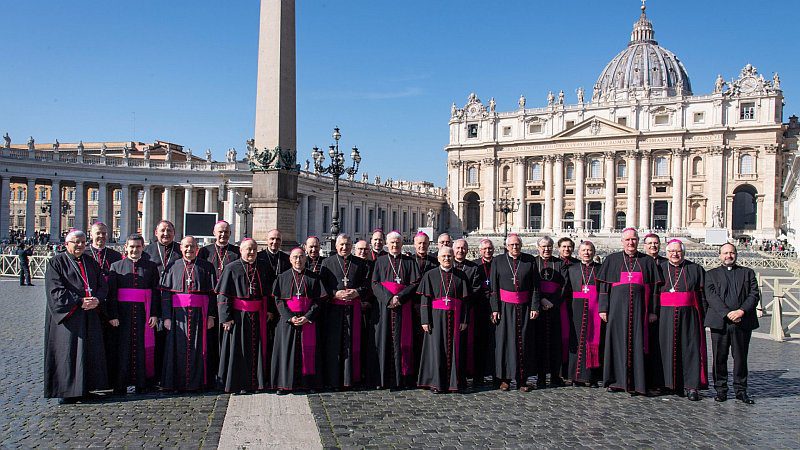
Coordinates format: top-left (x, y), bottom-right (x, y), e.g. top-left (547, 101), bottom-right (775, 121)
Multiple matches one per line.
top-left (250, 0), bottom-right (299, 247)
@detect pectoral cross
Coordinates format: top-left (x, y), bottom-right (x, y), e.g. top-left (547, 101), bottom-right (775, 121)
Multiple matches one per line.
top-left (627, 272), bottom-right (633, 282)
top-left (669, 288), bottom-right (675, 293)
top-left (187, 277), bottom-right (193, 287)
top-left (442, 297), bottom-right (450, 305)
top-left (342, 277), bottom-right (349, 287)
top-left (87, 287), bottom-right (92, 296)
top-left (484, 279), bottom-right (490, 286)
top-left (394, 276), bottom-right (402, 284)
top-left (582, 285), bottom-right (590, 294)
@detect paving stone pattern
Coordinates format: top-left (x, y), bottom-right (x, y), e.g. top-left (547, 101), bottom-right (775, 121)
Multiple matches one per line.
top-left (0, 281), bottom-right (228, 448)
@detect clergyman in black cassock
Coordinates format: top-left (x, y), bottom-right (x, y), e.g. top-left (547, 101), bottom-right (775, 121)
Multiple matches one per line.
top-left (644, 233), bottom-right (668, 388)
top-left (217, 239), bottom-right (273, 393)
top-left (320, 235), bottom-right (371, 388)
top-left (417, 247), bottom-right (472, 393)
top-left (597, 229), bottom-right (661, 395)
top-left (470, 239), bottom-right (496, 384)
top-left (704, 243), bottom-right (759, 404)
top-left (161, 237), bottom-right (217, 391)
top-left (197, 220), bottom-right (240, 390)
top-left (410, 232), bottom-right (438, 377)
top-left (304, 236), bottom-right (326, 275)
top-left (88, 222), bottom-right (124, 390)
top-left (142, 220), bottom-right (182, 384)
top-left (370, 232), bottom-right (421, 389)
top-left (490, 234), bottom-right (540, 391)
top-left (564, 241), bottom-right (604, 386)
top-left (452, 239), bottom-right (482, 382)
top-left (44, 230), bottom-right (109, 402)
top-left (271, 249), bottom-right (329, 392)
top-left (107, 235), bottom-right (161, 393)
top-left (532, 236), bottom-right (569, 387)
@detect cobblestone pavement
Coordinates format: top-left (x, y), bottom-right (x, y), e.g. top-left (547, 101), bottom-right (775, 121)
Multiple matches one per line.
top-left (0, 280), bottom-right (228, 448)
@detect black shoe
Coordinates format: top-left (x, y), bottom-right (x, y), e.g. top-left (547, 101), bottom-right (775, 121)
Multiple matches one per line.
top-left (430, 388), bottom-right (442, 394)
top-left (550, 376), bottom-right (566, 387)
top-left (735, 392), bottom-right (754, 404)
top-left (27, 284), bottom-right (34, 286)
top-left (58, 397), bottom-right (79, 405)
top-left (687, 390), bottom-right (700, 401)
top-left (714, 393), bottom-right (727, 402)
top-left (112, 388), bottom-right (127, 395)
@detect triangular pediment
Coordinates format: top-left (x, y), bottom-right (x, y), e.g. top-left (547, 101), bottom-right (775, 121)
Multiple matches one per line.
top-left (552, 116), bottom-right (637, 140)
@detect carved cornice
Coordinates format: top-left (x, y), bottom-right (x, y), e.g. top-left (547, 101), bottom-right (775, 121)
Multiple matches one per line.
top-left (481, 157), bottom-right (497, 166)
top-left (603, 151), bottom-right (616, 160)
top-left (639, 149), bottom-right (652, 159)
top-left (513, 156), bottom-right (526, 165)
top-left (553, 154), bottom-right (564, 163)
top-left (572, 153), bottom-right (585, 162)
top-left (625, 150), bottom-right (639, 159)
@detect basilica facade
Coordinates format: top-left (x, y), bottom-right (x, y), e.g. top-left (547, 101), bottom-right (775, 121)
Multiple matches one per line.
top-left (445, 5), bottom-right (792, 241)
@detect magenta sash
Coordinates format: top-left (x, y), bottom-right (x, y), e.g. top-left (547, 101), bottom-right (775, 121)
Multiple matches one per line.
top-left (432, 297), bottom-right (463, 371)
top-left (330, 296), bottom-right (362, 382)
top-left (380, 281), bottom-right (414, 376)
top-left (659, 291), bottom-right (708, 386)
top-left (118, 288), bottom-right (156, 378)
top-left (573, 285), bottom-right (601, 368)
top-left (499, 289), bottom-right (530, 304)
top-left (286, 296), bottom-right (317, 375)
top-left (172, 293), bottom-right (210, 384)
top-left (233, 297), bottom-right (269, 367)
top-left (611, 271), bottom-right (651, 354)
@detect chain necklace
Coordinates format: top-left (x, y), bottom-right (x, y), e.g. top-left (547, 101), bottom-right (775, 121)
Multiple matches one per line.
top-left (538, 256), bottom-right (553, 281)
top-left (336, 254), bottom-right (352, 287)
top-left (241, 259), bottom-right (260, 296)
top-left (622, 253), bottom-right (639, 282)
top-left (580, 262), bottom-right (595, 294)
top-left (214, 244), bottom-right (229, 274)
top-left (388, 253), bottom-right (403, 284)
top-left (506, 254), bottom-right (519, 289)
top-left (440, 268), bottom-right (454, 304)
top-left (291, 269), bottom-right (306, 297)
top-left (66, 254), bottom-right (92, 297)
top-left (183, 258), bottom-right (196, 291)
top-left (668, 262), bottom-right (685, 293)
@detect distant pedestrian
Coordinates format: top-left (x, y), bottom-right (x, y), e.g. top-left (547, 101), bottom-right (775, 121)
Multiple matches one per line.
top-left (16, 242), bottom-right (33, 286)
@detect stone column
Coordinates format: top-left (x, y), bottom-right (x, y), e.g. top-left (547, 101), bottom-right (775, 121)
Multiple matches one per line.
top-left (706, 147), bottom-right (725, 227)
top-left (300, 194), bottom-right (309, 239)
top-left (204, 187), bottom-right (215, 213)
top-left (574, 154), bottom-right (585, 231)
top-left (49, 179), bottom-right (62, 241)
top-left (671, 148), bottom-right (684, 231)
top-left (761, 145), bottom-right (779, 235)
top-left (603, 152), bottom-right (615, 233)
top-left (514, 157), bottom-right (526, 230)
top-left (639, 150), bottom-right (651, 229)
top-left (141, 185), bottom-right (153, 236)
top-left (97, 182), bottom-right (109, 226)
top-left (25, 179), bottom-right (36, 239)
top-left (0, 177), bottom-right (10, 240)
top-left (74, 181), bottom-right (87, 232)
top-left (626, 150), bottom-right (638, 228)
top-left (543, 156), bottom-right (553, 232)
top-left (481, 158), bottom-right (496, 232)
top-left (184, 187), bottom-right (194, 213)
top-left (225, 188), bottom-right (237, 240)
top-left (553, 155), bottom-right (564, 232)
top-left (119, 184), bottom-right (131, 243)
top-left (163, 186), bottom-right (174, 224)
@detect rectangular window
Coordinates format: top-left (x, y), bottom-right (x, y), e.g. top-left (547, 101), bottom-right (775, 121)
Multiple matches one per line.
top-left (740, 102), bottom-right (756, 120)
top-left (529, 124), bottom-right (542, 134)
top-left (322, 205), bottom-right (330, 234)
top-left (617, 117), bottom-right (627, 126)
top-left (402, 211), bottom-right (408, 232)
top-left (340, 207), bottom-right (346, 232)
top-left (693, 112), bottom-right (705, 124)
top-left (655, 186), bottom-right (667, 193)
top-left (467, 124), bottom-right (478, 138)
top-left (565, 188), bottom-right (574, 195)
top-left (392, 211), bottom-right (398, 230)
top-left (368, 209), bottom-right (374, 232)
top-left (654, 114), bottom-right (669, 125)
top-left (502, 126), bottom-right (512, 137)
top-left (616, 187), bottom-right (626, 194)
top-left (566, 121), bottom-right (575, 129)
top-left (354, 208), bottom-right (361, 233)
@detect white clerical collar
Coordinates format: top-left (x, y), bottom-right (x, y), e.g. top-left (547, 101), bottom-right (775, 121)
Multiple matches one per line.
top-left (389, 252), bottom-right (401, 258)
top-left (292, 268), bottom-right (304, 274)
top-left (440, 266), bottom-right (452, 272)
top-left (129, 257), bottom-right (141, 262)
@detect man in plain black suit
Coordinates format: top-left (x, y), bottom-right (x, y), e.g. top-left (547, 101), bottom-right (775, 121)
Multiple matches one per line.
top-left (704, 243), bottom-right (759, 404)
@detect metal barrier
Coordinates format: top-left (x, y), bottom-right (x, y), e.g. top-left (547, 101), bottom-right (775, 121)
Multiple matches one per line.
top-left (0, 255), bottom-right (50, 279)
top-left (756, 275), bottom-right (799, 341)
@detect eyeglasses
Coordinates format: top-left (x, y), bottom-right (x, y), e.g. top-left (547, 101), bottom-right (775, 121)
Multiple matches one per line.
top-left (66, 241), bottom-right (86, 245)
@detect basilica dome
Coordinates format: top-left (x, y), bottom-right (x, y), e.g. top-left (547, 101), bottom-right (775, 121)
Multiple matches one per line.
top-left (593, 4), bottom-right (691, 100)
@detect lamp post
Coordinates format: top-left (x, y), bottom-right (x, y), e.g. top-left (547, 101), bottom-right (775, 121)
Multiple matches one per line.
top-left (493, 191), bottom-right (520, 243)
top-left (234, 194), bottom-right (253, 239)
top-left (41, 200), bottom-right (72, 238)
top-left (312, 127), bottom-right (361, 253)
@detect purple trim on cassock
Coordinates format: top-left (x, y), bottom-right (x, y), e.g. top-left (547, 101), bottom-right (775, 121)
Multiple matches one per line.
top-left (172, 293), bottom-right (210, 384)
top-left (233, 297), bottom-right (269, 367)
top-left (286, 296), bottom-right (317, 376)
top-left (573, 285), bottom-right (601, 368)
top-left (380, 281), bottom-right (414, 376)
top-left (118, 288), bottom-right (156, 378)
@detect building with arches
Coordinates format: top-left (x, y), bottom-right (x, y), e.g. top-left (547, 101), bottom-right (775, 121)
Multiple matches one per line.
top-left (445, 4), bottom-right (791, 241)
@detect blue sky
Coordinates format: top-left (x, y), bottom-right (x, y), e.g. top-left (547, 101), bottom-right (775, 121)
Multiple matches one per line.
top-left (2, 1), bottom-right (796, 185)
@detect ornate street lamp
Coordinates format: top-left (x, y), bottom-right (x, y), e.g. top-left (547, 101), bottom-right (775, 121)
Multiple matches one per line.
top-left (234, 194), bottom-right (253, 239)
top-left (312, 127), bottom-right (361, 253)
top-left (493, 191), bottom-right (520, 243)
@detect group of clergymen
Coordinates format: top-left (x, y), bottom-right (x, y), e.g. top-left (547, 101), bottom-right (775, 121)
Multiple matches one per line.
top-left (43, 220), bottom-right (759, 404)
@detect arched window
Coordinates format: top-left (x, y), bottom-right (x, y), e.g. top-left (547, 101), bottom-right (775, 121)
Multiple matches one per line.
top-left (740, 154), bottom-right (754, 175)
top-left (502, 165), bottom-right (511, 182)
top-left (563, 212), bottom-right (575, 230)
top-left (616, 161), bottom-right (627, 178)
top-left (589, 159), bottom-right (601, 178)
top-left (466, 166), bottom-right (478, 185)
top-left (692, 156), bottom-right (703, 176)
top-left (529, 162), bottom-right (542, 181)
top-left (654, 156), bottom-right (668, 177)
top-left (565, 162), bottom-right (575, 180)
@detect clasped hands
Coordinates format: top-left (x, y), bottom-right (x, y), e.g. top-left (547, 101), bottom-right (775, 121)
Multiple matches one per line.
top-left (334, 289), bottom-right (359, 302)
top-left (388, 295), bottom-right (402, 309)
top-left (491, 310), bottom-right (539, 324)
top-left (422, 323), bottom-right (467, 334)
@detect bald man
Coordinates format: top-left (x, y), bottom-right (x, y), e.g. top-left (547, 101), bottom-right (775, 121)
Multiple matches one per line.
top-left (160, 236), bottom-right (217, 392)
top-left (304, 236), bottom-right (326, 274)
